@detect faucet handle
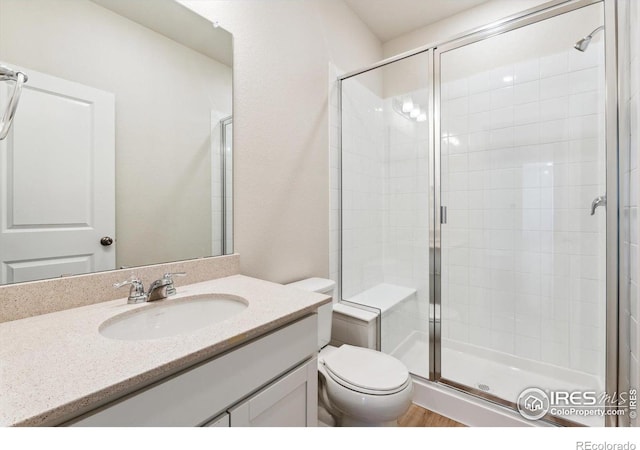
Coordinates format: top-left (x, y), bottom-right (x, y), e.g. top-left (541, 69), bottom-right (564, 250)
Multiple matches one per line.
top-left (163, 272), bottom-right (186, 296)
top-left (114, 277), bottom-right (147, 304)
top-left (163, 272), bottom-right (186, 279)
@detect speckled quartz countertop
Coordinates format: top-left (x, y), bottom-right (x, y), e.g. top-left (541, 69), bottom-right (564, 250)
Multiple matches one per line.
top-left (0, 274), bottom-right (330, 427)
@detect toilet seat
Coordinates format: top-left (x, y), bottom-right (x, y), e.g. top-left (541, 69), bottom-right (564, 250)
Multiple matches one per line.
top-left (320, 345), bottom-right (410, 395)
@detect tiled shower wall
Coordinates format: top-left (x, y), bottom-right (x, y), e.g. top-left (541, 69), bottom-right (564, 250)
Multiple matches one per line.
top-left (382, 98), bottom-right (430, 337)
top-left (339, 77), bottom-right (385, 300)
top-left (332, 64), bottom-right (431, 346)
top-left (440, 43), bottom-right (606, 377)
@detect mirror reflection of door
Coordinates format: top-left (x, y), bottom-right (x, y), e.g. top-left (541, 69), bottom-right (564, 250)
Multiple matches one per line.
top-left (0, 64), bottom-right (115, 284)
top-left (0, 0), bottom-right (233, 285)
top-left (222, 117), bottom-right (233, 255)
top-left (211, 114), bottom-right (233, 256)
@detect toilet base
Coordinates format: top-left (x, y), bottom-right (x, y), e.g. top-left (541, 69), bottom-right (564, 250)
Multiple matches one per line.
top-left (319, 383), bottom-right (401, 427)
top-left (318, 404), bottom-right (336, 427)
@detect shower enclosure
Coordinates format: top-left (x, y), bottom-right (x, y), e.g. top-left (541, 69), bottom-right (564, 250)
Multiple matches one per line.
top-left (338, 0), bottom-right (618, 427)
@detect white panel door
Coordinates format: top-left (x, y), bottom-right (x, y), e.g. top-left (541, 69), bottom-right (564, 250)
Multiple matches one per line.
top-left (0, 63), bottom-right (115, 284)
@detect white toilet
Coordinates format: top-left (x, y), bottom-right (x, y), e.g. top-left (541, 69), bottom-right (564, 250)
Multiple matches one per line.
top-left (287, 278), bottom-right (413, 427)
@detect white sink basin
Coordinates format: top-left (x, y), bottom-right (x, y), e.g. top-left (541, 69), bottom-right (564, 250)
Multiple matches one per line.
top-left (99, 294), bottom-right (248, 341)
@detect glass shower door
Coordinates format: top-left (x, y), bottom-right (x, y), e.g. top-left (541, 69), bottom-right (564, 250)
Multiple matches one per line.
top-left (436, 2), bottom-right (608, 426)
top-left (340, 51), bottom-right (431, 378)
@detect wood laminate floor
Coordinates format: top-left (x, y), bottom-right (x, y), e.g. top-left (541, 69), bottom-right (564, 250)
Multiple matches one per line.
top-left (398, 404), bottom-right (466, 427)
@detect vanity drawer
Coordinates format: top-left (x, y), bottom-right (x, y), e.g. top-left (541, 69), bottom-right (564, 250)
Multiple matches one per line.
top-left (68, 314), bottom-right (317, 426)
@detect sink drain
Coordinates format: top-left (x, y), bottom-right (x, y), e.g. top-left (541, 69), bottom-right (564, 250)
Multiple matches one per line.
top-left (477, 383), bottom-right (490, 392)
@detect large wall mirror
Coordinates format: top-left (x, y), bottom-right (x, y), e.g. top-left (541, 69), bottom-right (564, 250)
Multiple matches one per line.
top-left (0, 0), bottom-right (233, 285)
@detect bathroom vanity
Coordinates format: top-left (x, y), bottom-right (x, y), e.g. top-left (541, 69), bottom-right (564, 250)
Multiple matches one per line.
top-left (0, 274), bottom-right (330, 427)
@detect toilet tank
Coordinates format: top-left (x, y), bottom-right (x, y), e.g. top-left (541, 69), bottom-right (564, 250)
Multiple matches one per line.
top-left (286, 277), bottom-right (335, 349)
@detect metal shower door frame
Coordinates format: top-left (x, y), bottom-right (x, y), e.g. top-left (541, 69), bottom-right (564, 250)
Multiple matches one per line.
top-left (431, 0), bottom-right (619, 427)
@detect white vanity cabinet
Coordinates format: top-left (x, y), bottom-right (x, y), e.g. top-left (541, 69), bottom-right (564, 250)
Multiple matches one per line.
top-left (229, 358), bottom-right (317, 426)
top-left (203, 413), bottom-right (230, 427)
top-left (68, 315), bottom-right (318, 427)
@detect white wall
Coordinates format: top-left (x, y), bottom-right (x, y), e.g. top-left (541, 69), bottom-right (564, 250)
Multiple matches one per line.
top-left (181, 0), bottom-right (382, 283)
top-left (382, 0), bottom-right (550, 58)
top-left (0, 0), bottom-right (232, 268)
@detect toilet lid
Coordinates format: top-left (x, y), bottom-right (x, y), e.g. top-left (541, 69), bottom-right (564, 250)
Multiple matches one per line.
top-left (322, 345), bottom-right (409, 395)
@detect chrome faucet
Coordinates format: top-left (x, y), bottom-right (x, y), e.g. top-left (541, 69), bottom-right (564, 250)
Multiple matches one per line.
top-left (114, 278), bottom-right (147, 304)
top-left (114, 272), bottom-right (186, 304)
top-left (147, 272), bottom-right (186, 301)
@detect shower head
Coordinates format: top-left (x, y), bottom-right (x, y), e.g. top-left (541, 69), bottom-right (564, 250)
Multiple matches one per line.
top-left (574, 36), bottom-right (592, 52)
top-left (574, 25), bottom-right (604, 52)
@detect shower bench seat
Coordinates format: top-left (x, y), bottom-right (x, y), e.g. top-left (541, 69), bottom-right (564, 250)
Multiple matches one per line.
top-left (332, 283), bottom-right (417, 354)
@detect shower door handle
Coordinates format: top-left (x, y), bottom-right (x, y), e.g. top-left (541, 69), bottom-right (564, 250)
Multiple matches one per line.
top-left (590, 195), bottom-right (606, 215)
top-left (440, 206), bottom-right (447, 224)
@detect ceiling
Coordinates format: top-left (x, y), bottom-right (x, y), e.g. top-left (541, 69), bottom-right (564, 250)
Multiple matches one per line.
top-left (344, 0), bottom-right (490, 42)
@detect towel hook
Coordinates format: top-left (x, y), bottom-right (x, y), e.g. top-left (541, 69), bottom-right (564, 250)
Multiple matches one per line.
top-left (0, 65), bottom-right (29, 141)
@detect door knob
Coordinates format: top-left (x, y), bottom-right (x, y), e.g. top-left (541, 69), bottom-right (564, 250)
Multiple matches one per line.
top-left (100, 236), bottom-right (114, 246)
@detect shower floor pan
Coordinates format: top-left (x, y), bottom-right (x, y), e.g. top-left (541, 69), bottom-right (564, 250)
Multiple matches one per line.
top-left (392, 331), bottom-right (603, 427)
